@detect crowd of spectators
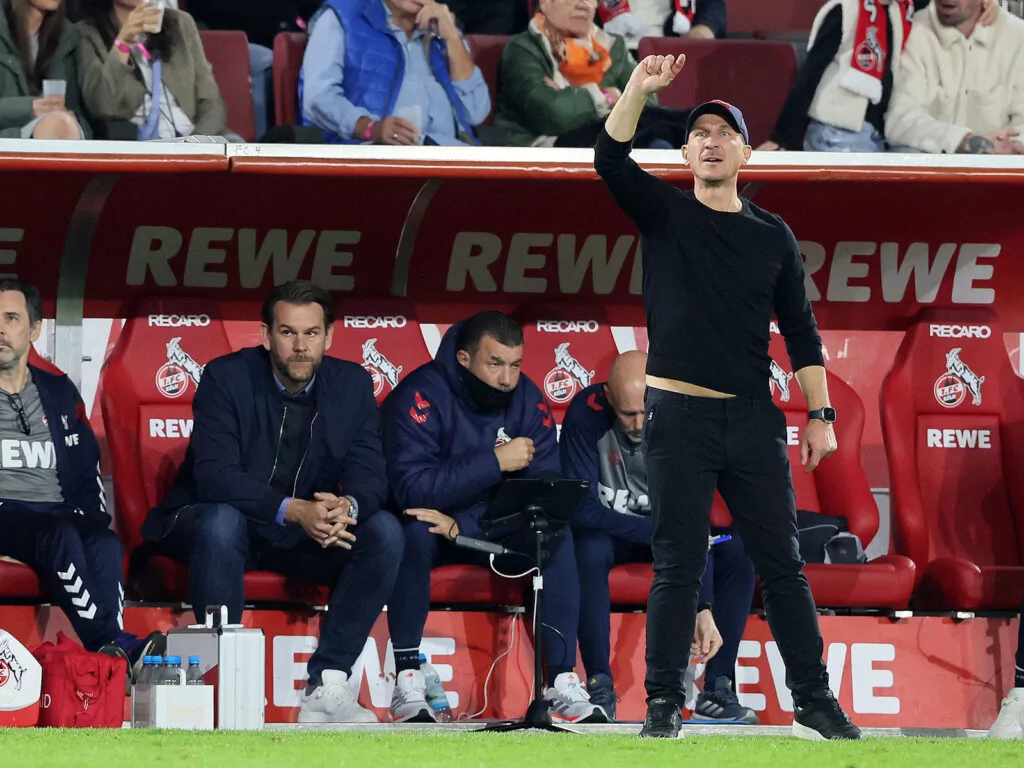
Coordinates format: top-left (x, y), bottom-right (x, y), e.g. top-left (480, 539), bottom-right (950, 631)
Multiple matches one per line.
top-left (0, 0), bottom-right (1020, 153)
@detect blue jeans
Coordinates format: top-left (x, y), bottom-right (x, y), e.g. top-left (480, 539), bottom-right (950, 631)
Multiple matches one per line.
top-left (804, 120), bottom-right (886, 152)
top-left (386, 516), bottom-right (579, 685)
top-left (248, 43), bottom-right (273, 139)
top-left (158, 503), bottom-right (402, 686)
top-left (574, 526), bottom-right (754, 686)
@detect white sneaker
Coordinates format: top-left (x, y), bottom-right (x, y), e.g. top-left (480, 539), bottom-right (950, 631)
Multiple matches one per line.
top-left (989, 688), bottom-right (1024, 739)
top-left (544, 672), bottom-right (606, 723)
top-left (298, 669), bottom-right (377, 723)
top-left (390, 669), bottom-right (437, 723)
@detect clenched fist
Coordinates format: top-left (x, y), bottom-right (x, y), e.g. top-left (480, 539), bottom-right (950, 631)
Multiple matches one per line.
top-left (627, 54), bottom-right (687, 98)
top-left (495, 437), bottom-right (535, 473)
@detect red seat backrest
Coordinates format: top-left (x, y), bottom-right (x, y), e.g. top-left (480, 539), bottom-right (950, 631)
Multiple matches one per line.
top-left (766, 330), bottom-right (877, 544)
top-left (881, 309), bottom-right (1024, 570)
top-left (466, 34), bottom-right (509, 126)
top-left (727, 0), bottom-right (824, 34)
top-left (198, 30), bottom-right (257, 142)
top-left (273, 31), bottom-right (308, 126)
top-left (708, 331), bottom-right (876, 539)
top-left (329, 301), bottom-right (432, 405)
top-left (635, 38), bottom-right (797, 147)
top-left (519, 308), bottom-right (618, 425)
top-left (100, 299), bottom-right (233, 555)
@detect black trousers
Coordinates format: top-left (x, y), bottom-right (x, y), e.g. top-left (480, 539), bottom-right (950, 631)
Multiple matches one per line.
top-left (643, 388), bottom-right (829, 707)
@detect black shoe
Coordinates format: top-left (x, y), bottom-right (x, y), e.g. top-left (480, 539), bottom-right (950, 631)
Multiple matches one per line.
top-left (638, 697), bottom-right (684, 739)
top-left (97, 644), bottom-right (133, 694)
top-left (586, 673), bottom-right (617, 722)
top-left (793, 690), bottom-right (862, 740)
top-left (100, 630), bottom-right (167, 693)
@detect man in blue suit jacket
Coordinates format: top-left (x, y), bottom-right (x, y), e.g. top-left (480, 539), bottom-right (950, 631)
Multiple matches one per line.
top-left (144, 280), bottom-right (402, 724)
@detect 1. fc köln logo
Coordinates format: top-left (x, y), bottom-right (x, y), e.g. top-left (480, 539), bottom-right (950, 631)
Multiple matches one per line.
top-left (934, 347), bottom-right (985, 408)
top-left (544, 343), bottom-right (595, 405)
top-left (155, 337), bottom-right (204, 399)
top-left (361, 338), bottom-right (403, 398)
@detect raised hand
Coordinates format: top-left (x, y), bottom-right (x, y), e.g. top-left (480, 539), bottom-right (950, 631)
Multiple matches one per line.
top-left (627, 54), bottom-right (687, 98)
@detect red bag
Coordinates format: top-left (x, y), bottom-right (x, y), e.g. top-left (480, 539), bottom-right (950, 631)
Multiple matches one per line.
top-left (32, 633), bottom-right (126, 728)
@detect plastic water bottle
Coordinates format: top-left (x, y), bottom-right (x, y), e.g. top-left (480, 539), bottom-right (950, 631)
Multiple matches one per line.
top-left (144, 656), bottom-right (163, 685)
top-left (138, 656), bottom-right (155, 685)
top-left (186, 656), bottom-right (205, 685)
top-left (419, 654), bottom-right (453, 722)
top-left (159, 655), bottom-right (184, 685)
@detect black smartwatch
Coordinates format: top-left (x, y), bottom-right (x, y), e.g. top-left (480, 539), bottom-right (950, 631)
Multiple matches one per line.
top-left (808, 407), bottom-right (837, 424)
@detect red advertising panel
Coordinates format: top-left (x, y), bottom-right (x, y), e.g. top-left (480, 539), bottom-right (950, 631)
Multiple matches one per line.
top-left (0, 605), bottom-right (1016, 730)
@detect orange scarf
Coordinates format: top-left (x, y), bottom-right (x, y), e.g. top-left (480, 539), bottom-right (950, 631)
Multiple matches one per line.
top-left (535, 13), bottom-right (611, 88)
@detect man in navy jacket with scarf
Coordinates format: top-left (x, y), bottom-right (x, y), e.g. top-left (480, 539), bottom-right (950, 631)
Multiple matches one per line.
top-left (382, 311), bottom-right (605, 724)
top-left (0, 280), bottom-right (164, 683)
top-left (144, 280), bottom-right (402, 724)
top-left (299, 0), bottom-right (491, 145)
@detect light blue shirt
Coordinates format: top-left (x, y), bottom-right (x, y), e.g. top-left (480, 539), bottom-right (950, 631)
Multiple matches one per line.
top-left (271, 372), bottom-right (358, 526)
top-left (300, 5), bottom-right (491, 145)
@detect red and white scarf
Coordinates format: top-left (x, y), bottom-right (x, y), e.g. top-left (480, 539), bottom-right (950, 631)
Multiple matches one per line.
top-left (597, 0), bottom-right (698, 35)
top-left (840, 0), bottom-right (914, 104)
top-left (672, 0), bottom-right (696, 35)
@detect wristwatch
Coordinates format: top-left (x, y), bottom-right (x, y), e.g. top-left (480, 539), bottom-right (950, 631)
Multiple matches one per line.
top-left (808, 407), bottom-right (837, 424)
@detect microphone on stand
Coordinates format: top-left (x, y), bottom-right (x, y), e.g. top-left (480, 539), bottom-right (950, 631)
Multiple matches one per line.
top-left (452, 535), bottom-right (514, 556)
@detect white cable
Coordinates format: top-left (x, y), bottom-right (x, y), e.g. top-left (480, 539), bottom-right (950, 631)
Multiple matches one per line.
top-left (458, 612), bottom-right (519, 721)
top-left (488, 552), bottom-right (539, 580)
top-left (460, 557), bottom-right (544, 720)
top-left (486, 553), bottom-right (543, 701)
top-left (529, 593), bottom-right (539, 701)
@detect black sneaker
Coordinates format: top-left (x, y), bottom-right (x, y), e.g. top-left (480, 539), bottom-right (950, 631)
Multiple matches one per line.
top-left (793, 690), bottom-right (862, 740)
top-left (638, 697), bottom-right (684, 739)
top-left (132, 631), bottom-right (168, 680)
top-left (97, 643), bottom-right (134, 694)
top-left (692, 676), bottom-right (759, 725)
top-left (586, 673), bottom-right (617, 722)
top-left (100, 630), bottom-right (167, 692)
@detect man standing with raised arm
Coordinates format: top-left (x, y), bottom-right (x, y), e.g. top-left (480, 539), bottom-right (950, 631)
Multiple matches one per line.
top-left (594, 55), bottom-right (860, 740)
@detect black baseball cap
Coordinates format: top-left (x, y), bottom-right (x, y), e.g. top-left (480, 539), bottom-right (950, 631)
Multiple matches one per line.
top-left (685, 99), bottom-right (750, 145)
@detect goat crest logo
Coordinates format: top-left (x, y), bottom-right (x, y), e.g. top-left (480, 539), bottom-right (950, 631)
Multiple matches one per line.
top-left (361, 338), bottom-right (403, 398)
top-left (544, 343), bottom-right (595, 405)
top-left (934, 347), bottom-right (985, 408)
top-left (0, 638), bottom-right (26, 691)
top-left (156, 337), bottom-right (203, 399)
top-left (768, 358), bottom-right (794, 403)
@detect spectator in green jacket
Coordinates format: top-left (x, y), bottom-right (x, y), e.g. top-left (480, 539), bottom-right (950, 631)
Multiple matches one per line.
top-left (495, 0), bottom-right (688, 148)
top-left (0, 0), bottom-right (89, 139)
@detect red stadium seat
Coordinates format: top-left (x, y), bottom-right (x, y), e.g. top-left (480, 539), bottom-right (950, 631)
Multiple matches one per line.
top-left (609, 328), bottom-right (916, 610)
top-left (761, 330), bottom-right (915, 610)
top-left (635, 38), bottom-right (797, 147)
top-left (273, 32), bottom-right (307, 127)
top-left (100, 298), bottom-right (328, 605)
top-left (519, 308), bottom-right (619, 426)
top-left (330, 301), bottom-right (432, 405)
top-left (429, 564), bottom-right (528, 606)
top-left (881, 308), bottom-right (1024, 611)
top-left (466, 34), bottom-right (509, 126)
top-left (0, 560), bottom-right (41, 600)
top-left (727, 0), bottom-right (825, 35)
top-left (199, 30), bottom-right (257, 142)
